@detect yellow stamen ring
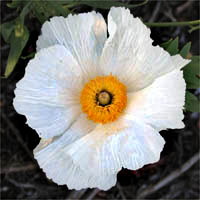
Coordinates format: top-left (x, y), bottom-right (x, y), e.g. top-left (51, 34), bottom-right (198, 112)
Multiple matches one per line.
top-left (80, 75), bottom-right (127, 124)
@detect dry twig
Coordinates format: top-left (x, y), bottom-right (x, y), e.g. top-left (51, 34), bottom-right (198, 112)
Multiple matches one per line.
top-left (176, 0), bottom-right (193, 15)
top-left (65, 189), bottom-right (87, 199)
top-left (8, 178), bottom-right (36, 189)
top-left (117, 183), bottom-right (127, 200)
top-left (83, 188), bottom-right (100, 200)
top-left (1, 112), bottom-right (35, 161)
top-left (1, 163), bottom-right (36, 174)
top-left (149, 1), bottom-right (161, 23)
top-left (136, 152), bottom-right (200, 199)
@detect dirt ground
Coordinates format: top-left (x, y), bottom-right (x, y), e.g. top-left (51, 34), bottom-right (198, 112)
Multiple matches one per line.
top-left (1, 0), bottom-right (200, 199)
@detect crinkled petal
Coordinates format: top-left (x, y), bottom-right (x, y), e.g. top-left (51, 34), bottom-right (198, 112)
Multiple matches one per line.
top-left (124, 69), bottom-right (186, 131)
top-left (100, 7), bottom-right (190, 92)
top-left (35, 116), bottom-right (164, 190)
top-left (37, 12), bottom-right (107, 79)
top-left (34, 114), bottom-right (96, 153)
top-left (36, 151), bottom-right (117, 190)
top-left (65, 118), bottom-right (165, 178)
top-left (13, 45), bottom-right (84, 139)
top-left (171, 54), bottom-right (191, 69)
top-left (34, 115), bottom-right (117, 190)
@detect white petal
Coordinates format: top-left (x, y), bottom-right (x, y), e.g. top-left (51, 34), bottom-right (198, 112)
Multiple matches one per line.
top-left (35, 115), bottom-right (164, 190)
top-left (37, 12), bottom-right (107, 79)
top-left (124, 69), bottom-right (186, 131)
top-left (34, 114), bottom-right (96, 154)
top-left (65, 118), bottom-right (165, 177)
top-left (35, 149), bottom-right (116, 190)
top-left (13, 45), bottom-right (83, 138)
top-left (34, 115), bottom-right (117, 190)
top-left (100, 7), bottom-right (190, 92)
top-left (64, 118), bottom-right (129, 176)
top-left (104, 119), bottom-right (165, 171)
top-left (171, 54), bottom-right (191, 69)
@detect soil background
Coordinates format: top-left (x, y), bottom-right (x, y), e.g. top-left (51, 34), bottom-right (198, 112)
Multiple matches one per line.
top-left (1, 0), bottom-right (200, 199)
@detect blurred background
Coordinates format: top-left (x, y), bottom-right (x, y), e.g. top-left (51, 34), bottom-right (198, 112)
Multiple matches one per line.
top-left (1, 0), bottom-right (200, 199)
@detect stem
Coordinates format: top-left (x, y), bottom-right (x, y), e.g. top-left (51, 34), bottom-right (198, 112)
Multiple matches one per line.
top-left (189, 25), bottom-right (200, 33)
top-left (145, 20), bottom-right (200, 27)
top-left (134, 0), bottom-right (149, 8)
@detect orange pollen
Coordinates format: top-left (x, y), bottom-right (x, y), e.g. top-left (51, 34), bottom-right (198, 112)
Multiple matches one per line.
top-left (80, 75), bottom-right (127, 124)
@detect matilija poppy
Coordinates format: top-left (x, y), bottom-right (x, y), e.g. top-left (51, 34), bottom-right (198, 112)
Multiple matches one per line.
top-left (13, 7), bottom-right (190, 190)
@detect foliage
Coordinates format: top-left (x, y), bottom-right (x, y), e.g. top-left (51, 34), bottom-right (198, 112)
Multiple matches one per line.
top-left (65, 0), bottom-right (149, 9)
top-left (161, 38), bottom-right (200, 113)
top-left (185, 92), bottom-right (200, 113)
top-left (183, 56), bottom-right (200, 90)
top-left (1, 2), bottom-right (31, 77)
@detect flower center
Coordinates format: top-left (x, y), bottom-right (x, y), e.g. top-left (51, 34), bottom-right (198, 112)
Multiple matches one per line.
top-left (97, 91), bottom-right (112, 106)
top-left (80, 75), bottom-right (127, 124)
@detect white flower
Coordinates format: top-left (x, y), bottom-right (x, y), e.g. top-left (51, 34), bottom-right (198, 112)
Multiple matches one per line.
top-left (13, 7), bottom-right (190, 190)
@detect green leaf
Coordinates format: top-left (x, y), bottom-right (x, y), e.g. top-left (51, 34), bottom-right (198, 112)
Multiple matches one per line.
top-left (160, 38), bottom-right (173, 49)
top-left (31, 2), bottom-right (47, 23)
top-left (0, 21), bottom-right (15, 43)
top-left (31, 1), bottom-right (70, 23)
top-left (21, 52), bottom-right (35, 60)
top-left (19, 2), bottom-right (32, 24)
top-left (66, 0), bottom-right (149, 9)
top-left (160, 37), bottom-right (180, 55)
top-left (184, 56), bottom-right (200, 89)
top-left (1, 2), bottom-right (31, 42)
top-left (7, 0), bottom-right (23, 8)
top-left (180, 42), bottom-right (191, 58)
top-left (166, 37), bottom-right (179, 55)
top-left (185, 91), bottom-right (200, 112)
top-left (48, 1), bottom-right (70, 17)
top-left (4, 25), bottom-right (29, 78)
